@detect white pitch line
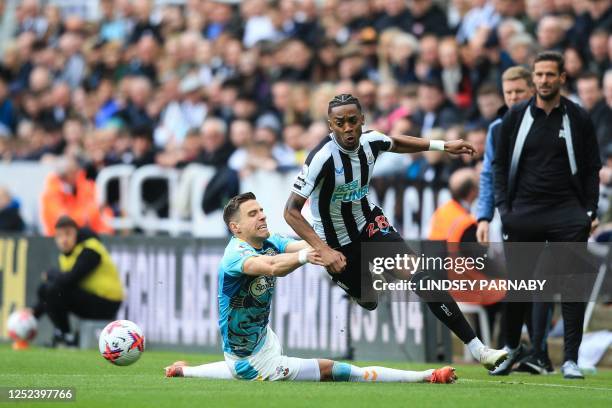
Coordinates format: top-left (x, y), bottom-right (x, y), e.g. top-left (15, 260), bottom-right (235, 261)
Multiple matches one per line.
top-left (461, 378), bottom-right (612, 392)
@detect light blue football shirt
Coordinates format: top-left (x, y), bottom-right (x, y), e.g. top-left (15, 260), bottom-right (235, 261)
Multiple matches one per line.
top-left (218, 234), bottom-right (294, 357)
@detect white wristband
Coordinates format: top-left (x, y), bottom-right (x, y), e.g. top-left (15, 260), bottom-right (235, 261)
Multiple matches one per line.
top-left (298, 249), bottom-right (309, 265)
top-left (429, 140), bottom-right (445, 151)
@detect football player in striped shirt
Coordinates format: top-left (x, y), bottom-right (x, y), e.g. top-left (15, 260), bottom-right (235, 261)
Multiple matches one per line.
top-left (284, 94), bottom-right (508, 371)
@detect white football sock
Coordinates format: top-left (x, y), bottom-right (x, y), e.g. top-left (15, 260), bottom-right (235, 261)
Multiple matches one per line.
top-left (467, 337), bottom-right (486, 360)
top-left (333, 362), bottom-right (433, 383)
top-left (182, 361), bottom-right (234, 380)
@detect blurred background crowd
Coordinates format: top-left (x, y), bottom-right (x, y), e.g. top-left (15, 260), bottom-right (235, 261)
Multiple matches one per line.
top-left (0, 0), bottom-right (610, 234)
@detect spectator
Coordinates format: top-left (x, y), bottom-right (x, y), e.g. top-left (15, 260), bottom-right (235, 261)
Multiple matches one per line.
top-left (253, 113), bottom-right (296, 167)
top-left (128, 0), bottom-right (162, 45)
top-left (197, 117), bottom-right (238, 214)
top-left (41, 82), bottom-right (74, 127)
top-left (126, 35), bottom-right (159, 82)
top-left (387, 32), bottom-right (419, 85)
top-left (241, 0), bottom-right (283, 48)
top-left (155, 74), bottom-right (207, 148)
top-left (456, 0), bottom-right (500, 44)
top-left (312, 39), bottom-right (340, 83)
top-left (40, 156), bottom-right (112, 236)
top-left (129, 125), bottom-right (157, 168)
top-left (32, 216), bottom-right (123, 348)
top-left (588, 28), bottom-right (611, 77)
top-left (94, 77), bottom-right (120, 128)
top-left (507, 33), bottom-right (537, 67)
top-left (356, 79), bottom-right (379, 124)
top-left (463, 124), bottom-right (487, 165)
top-left (282, 123), bottom-right (307, 166)
top-left (578, 72), bottom-right (612, 155)
top-left (58, 32), bottom-right (86, 88)
top-left (117, 76), bottom-right (155, 130)
top-left (228, 120), bottom-right (254, 171)
top-left (570, 0), bottom-right (612, 47)
top-left (0, 186), bottom-right (25, 232)
top-left (238, 140), bottom-right (279, 179)
top-left (406, 0), bottom-right (451, 38)
top-left (196, 117), bottom-right (234, 167)
top-left (0, 76), bottom-right (17, 133)
top-left (564, 47), bottom-right (587, 94)
top-left (536, 15), bottom-right (567, 52)
top-left (16, 0), bottom-right (47, 39)
top-left (375, 0), bottom-right (412, 33)
top-left (438, 37), bottom-right (473, 110)
top-left (304, 120), bottom-right (329, 151)
top-left (99, 0), bottom-right (129, 42)
top-left (412, 79), bottom-right (461, 134)
top-left (475, 83), bottom-right (504, 124)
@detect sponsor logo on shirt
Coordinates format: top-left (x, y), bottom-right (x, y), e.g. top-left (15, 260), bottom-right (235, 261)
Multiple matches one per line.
top-left (249, 276), bottom-right (275, 297)
top-left (332, 179), bottom-right (368, 202)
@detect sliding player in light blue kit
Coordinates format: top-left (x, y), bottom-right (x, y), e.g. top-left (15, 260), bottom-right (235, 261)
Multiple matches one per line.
top-left (165, 192), bottom-right (456, 383)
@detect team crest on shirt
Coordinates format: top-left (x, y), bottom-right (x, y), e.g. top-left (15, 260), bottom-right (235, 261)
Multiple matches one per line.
top-left (366, 151), bottom-right (374, 165)
top-left (275, 365), bottom-right (290, 377)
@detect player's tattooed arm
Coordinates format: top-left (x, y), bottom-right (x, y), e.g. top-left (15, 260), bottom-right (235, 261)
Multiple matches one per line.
top-left (284, 193), bottom-right (347, 274)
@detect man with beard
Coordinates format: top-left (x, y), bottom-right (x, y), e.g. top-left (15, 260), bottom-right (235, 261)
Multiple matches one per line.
top-left (494, 51), bottom-right (601, 379)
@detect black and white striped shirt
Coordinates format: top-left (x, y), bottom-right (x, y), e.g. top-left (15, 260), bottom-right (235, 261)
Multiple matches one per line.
top-left (291, 130), bottom-right (394, 248)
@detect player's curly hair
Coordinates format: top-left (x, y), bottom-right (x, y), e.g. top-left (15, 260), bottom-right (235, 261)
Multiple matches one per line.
top-left (223, 192), bottom-right (257, 227)
top-left (328, 94), bottom-right (362, 114)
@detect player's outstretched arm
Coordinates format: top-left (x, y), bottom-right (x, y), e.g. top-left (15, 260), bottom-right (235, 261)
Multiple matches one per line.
top-left (284, 193), bottom-right (346, 274)
top-left (242, 250), bottom-right (322, 277)
top-left (389, 134), bottom-right (476, 156)
top-left (284, 240), bottom-right (311, 253)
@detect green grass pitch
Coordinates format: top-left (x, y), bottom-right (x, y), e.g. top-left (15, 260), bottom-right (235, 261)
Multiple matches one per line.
top-left (2, 344), bottom-right (611, 408)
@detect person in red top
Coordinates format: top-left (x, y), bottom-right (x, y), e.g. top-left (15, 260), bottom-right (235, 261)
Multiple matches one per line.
top-left (40, 156), bottom-right (113, 236)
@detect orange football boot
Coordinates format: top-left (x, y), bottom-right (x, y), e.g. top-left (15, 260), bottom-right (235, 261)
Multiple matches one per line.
top-left (165, 361), bottom-right (187, 377)
top-left (429, 366), bottom-right (457, 384)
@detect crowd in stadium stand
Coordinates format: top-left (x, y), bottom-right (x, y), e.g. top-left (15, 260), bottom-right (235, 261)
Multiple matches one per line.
top-left (0, 0), bottom-right (610, 232)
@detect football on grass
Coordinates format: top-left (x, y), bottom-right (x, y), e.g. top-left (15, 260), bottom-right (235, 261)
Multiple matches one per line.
top-left (7, 309), bottom-right (37, 341)
top-left (98, 320), bottom-right (145, 366)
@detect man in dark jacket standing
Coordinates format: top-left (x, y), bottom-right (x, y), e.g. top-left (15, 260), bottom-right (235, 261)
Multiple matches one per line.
top-left (494, 51), bottom-right (601, 379)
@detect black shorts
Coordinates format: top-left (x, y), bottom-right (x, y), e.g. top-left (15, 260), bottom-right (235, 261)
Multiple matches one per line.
top-left (329, 207), bottom-right (412, 309)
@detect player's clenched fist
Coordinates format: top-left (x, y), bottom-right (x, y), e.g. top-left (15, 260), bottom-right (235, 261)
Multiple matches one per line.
top-left (319, 247), bottom-right (347, 274)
